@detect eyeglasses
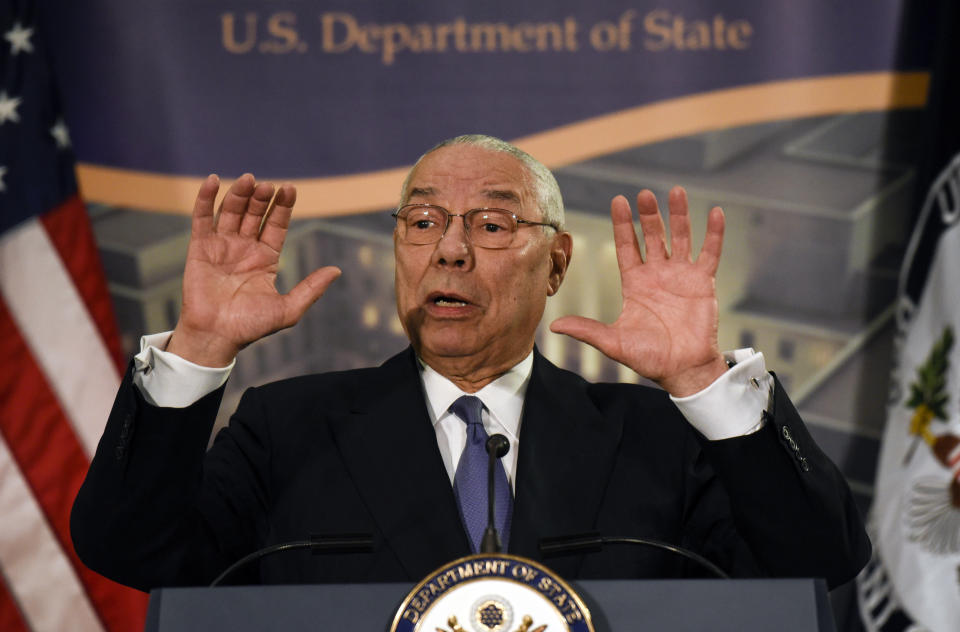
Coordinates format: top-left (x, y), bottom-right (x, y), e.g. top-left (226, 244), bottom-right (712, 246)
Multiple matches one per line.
top-left (392, 204), bottom-right (558, 249)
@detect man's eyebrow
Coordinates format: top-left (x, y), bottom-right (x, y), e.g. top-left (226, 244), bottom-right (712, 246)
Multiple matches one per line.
top-left (407, 186), bottom-right (434, 199)
top-left (482, 189), bottom-right (522, 204)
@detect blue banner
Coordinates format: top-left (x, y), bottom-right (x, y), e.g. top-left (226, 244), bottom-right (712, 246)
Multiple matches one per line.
top-left (47, 0), bottom-right (929, 181)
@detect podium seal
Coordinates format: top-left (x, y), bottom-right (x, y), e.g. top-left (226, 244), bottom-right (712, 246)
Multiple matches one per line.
top-left (390, 553), bottom-right (594, 632)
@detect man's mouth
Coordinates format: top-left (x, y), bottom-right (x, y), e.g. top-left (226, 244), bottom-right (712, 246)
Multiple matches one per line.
top-left (427, 292), bottom-right (473, 308)
top-left (434, 296), bottom-right (469, 307)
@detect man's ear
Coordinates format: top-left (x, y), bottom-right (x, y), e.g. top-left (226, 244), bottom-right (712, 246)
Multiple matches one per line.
top-left (547, 231), bottom-right (573, 296)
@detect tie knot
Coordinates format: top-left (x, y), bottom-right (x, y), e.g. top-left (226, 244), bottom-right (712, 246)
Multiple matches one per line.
top-left (450, 395), bottom-right (484, 427)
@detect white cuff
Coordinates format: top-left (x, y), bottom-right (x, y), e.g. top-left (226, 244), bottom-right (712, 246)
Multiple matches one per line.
top-left (669, 349), bottom-right (773, 440)
top-left (132, 332), bottom-right (234, 408)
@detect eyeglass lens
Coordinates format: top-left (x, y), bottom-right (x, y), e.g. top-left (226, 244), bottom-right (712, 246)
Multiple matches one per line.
top-left (398, 206), bottom-right (517, 248)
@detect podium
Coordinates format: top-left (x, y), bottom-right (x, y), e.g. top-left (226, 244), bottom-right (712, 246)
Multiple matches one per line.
top-left (145, 578), bottom-right (836, 631)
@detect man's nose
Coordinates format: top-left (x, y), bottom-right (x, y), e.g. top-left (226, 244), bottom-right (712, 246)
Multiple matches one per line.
top-left (433, 215), bottom-right (472, 268)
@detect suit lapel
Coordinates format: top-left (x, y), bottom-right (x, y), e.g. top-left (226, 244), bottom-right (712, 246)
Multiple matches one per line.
top-left (326, 349), bottom-right (470, 579)
top-left (325, 348), bottom-right (622, 579)
top-left (510, 351), bottom-right (623, 576)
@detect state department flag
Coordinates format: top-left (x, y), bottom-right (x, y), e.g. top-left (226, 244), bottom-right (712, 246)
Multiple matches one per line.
top-left (857, 153), bottom-right (960, 632)
top-left (857, 5), bottom-right (960, 628)
top-left (0, 2), bottom-right (147, 630)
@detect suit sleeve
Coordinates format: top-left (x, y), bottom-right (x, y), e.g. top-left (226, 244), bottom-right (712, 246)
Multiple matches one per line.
top-left (70, 363), bottom-right (270, 590)
top-left (687, 375), bottom-right (871, 588)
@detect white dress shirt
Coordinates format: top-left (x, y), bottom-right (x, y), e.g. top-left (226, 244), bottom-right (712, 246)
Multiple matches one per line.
top-left (418, 354), bottom-right (530, 490)
top-left (133, 333), bottom-right (774, 492)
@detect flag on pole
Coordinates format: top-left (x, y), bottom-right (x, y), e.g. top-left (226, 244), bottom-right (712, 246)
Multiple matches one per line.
top-left (857, 6), bottom-right (960, 629)
top-left (858, 153), bottom-right (960, 632)
top-left (0, 3), bottom-right (147, 631)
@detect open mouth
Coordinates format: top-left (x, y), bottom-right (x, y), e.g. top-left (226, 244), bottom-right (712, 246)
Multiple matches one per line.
top-left (433, 296), bottom-right (469, 307)
top-left (428, 292), bottom-right (472, 308)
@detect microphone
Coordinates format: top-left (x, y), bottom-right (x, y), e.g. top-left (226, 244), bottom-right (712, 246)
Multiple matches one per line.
top-left (209, 533), bottom-right (374, 587)
top-left (539, 532), bottom-right (729, 579)
top-left (480, 434), bottom-right (510, 554)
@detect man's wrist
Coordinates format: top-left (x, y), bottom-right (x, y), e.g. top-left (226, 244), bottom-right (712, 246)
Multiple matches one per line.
top-left (133, 332), bottom-right (234, 408)
top-left (669, 350), bottom-right (772, 440)
top-left (658, 355), bottom-right (730, 398)
top-left (166, 323), bottom-right (239, 368)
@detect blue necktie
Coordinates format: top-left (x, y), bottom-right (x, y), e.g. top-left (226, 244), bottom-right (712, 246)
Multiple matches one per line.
top-left (450, 395), bottom-right (513, 553)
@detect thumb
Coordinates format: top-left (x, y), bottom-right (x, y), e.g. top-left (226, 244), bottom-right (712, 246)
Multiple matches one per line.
top-left (550, 315), bottom-right (618, 357)
top-left (281, 266), bottom-right (342, 327)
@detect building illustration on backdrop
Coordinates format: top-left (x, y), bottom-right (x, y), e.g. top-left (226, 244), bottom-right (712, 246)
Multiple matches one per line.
top-left (90, 111), bottom-right (924, 503)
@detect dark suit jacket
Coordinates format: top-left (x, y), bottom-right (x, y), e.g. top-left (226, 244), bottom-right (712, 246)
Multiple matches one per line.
top-left (71, 347), bottom-right (870, 591)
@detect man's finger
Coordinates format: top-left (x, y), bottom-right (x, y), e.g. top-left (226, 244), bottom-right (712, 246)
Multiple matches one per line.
top-left (550, 316), bottom-right (618, 359)
top-left (260, 183), bottom-right (298, 253)
top-left (215, 173), bottom-right (257, 234)
top-left (635, 190), bottom-right (668, 262)
top-left (697, 206), bottom-right (725, 275)
top-left (192, 174), bottom-right (220, 237)
top-left (610, 195), bottom-right (643, 273)
top-left (280, 266), bottom-right (342, 329)
top-left (668, 186), bottom-right (693, 262)
top-left (239, 181), bottom-right (276, 238)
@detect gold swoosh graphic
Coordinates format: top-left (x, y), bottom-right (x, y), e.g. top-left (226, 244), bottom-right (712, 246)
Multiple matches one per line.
top-left (76, 71), bottom-right (929, 217)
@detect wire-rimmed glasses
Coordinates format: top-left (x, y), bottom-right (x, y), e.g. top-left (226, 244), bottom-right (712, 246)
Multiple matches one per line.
top-left (392, 204), bottom-right (558, 249)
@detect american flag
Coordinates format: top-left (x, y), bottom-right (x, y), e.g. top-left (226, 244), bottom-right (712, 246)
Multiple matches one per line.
top-left (0, 3), bottom-right (147, 630)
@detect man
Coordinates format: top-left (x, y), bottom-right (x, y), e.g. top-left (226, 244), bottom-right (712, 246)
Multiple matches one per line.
top-left (71, 135), bottom-right (870, 591)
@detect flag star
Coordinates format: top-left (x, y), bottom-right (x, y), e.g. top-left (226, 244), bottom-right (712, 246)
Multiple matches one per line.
top-left (4, 22), bottom-right (34, 55)
top-left (0, 166), bottom-right (7, 192)
top-left (50, 118), bottom-right (71, 148)
top-left (0, 91), bottom-right (22, 124)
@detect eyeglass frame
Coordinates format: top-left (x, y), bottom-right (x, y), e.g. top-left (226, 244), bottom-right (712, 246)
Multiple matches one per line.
top-left (391, 203), bottom-right (559, 249)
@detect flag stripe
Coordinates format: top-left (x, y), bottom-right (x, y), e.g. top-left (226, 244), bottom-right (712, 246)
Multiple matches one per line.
top-left (0, 435), bottom-right (104, 632)
top-left (0, 575), bottom-right (31, 632)
top-left (0, 216), bottom-right (120, 459)
top-left (39, 196), bottom-right (126, 374)
top-left (1, 5), bottom-right (147, 630)
top-left (0, 296), bottom-right (147, 631)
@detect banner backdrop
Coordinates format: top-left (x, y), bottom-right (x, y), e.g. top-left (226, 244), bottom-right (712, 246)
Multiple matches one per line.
top-left (43, 0), bottom-right (930, 215)
top-left (1, 1), bottom-right (944, 630)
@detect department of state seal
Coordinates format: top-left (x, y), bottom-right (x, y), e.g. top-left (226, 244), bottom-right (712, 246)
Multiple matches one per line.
top-left (390, 553), bottom-right (594, 632)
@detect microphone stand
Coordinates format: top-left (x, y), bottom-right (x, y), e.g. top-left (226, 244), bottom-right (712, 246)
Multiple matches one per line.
top-left (209, 533), bottom-right (374, 587)
top-left (480, 434), bottom-right (510, 554)
top-left (539, 532), bottom-right (729, 579)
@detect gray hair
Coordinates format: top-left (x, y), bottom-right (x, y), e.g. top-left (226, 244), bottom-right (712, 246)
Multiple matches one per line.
top-left (400, 134), bottom-right (566, 230)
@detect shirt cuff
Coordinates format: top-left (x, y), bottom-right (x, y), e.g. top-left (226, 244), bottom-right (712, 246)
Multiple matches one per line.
top-left (669, 349), bottom-right (773, 440)
top-left (132, 331), bottom-right (234, 408)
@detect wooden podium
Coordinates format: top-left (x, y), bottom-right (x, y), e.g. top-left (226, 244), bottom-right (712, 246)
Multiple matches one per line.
top-left (145, 578), bottom-right (836, 631)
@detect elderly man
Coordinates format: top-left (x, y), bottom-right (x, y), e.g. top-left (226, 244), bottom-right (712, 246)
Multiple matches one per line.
top-left (71, 135), bottom-right (870, 591)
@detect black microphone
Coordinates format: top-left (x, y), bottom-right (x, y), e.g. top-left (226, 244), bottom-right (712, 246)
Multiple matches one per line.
top-left (209, 533), bottom-right (374, 587)
top-left (480, 434), bottom-right (510, 554)
top-left (539, 532), bottom-right (729, 579)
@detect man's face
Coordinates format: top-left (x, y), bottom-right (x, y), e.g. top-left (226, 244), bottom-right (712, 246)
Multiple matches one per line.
top-left (394, 144), bottom-right (571, 379)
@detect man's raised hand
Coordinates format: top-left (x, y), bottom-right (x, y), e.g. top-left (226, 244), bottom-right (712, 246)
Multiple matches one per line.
top-left (166, 174), bottom-right (341, 367)
top-left (550, 186), bottom-right (728, 397)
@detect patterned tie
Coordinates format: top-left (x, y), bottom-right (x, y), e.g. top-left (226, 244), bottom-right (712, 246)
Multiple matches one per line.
top-left (450, 395), bottom-right (513, 553)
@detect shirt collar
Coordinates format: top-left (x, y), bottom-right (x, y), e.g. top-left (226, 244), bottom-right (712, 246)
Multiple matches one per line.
top-left (419, 352), bottom-right (533, 439)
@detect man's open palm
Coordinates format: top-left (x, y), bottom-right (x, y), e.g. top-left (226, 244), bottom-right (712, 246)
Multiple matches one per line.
top-left (167, 174), bottom-right (341, 367)
top-left (551, 187), bottom-right (728, 396)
